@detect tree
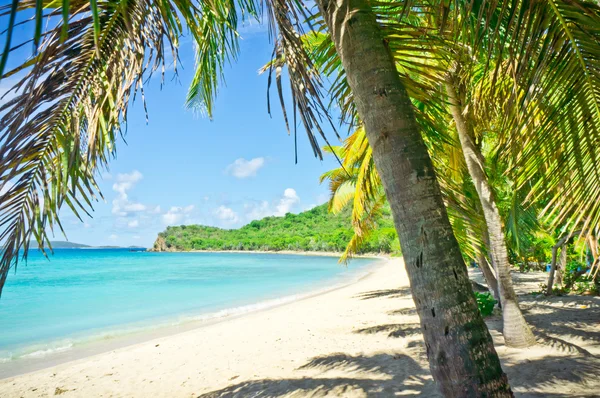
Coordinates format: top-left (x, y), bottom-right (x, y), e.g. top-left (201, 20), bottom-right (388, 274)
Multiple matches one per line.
top-left (313, 0), bottom-right (511, 394)
top-left (298, 0), bottom-right (600, 348)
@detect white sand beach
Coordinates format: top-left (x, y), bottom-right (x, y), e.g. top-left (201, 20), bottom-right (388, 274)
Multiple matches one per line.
top-left (1, 258), bottom-right (598, 397)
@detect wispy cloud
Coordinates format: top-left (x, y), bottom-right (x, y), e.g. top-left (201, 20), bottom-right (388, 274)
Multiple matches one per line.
top-left (214, 205), bottom-right (240, 224)
top-left (241, 188), bottom-right (300, 222)
top-left (238, 17), bottom-right (268, 37)
top-left (225, 157), bottom-right (266, 179)
top-left (112, 170), bottom-right (146, 216)
top-left (162, 205), bottom-right (195, 225)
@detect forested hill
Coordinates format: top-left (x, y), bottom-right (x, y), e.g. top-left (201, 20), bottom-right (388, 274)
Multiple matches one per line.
top-left (150, 203), bottom-right (399, 254)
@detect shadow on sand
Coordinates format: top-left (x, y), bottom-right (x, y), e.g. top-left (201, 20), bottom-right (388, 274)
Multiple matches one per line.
top-left (200, 287), bottom-right (600, 397)
top-left (198, 352), bottom-right (439, 397)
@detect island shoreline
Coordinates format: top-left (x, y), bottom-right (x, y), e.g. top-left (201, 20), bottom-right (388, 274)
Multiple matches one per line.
top-left (147, 248), bottom-right (391, 259)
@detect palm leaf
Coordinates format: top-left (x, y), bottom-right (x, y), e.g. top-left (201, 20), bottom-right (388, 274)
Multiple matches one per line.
top-left (0, 0), bottom-right (197, 296)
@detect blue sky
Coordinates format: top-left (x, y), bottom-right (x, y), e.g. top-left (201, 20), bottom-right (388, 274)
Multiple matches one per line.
top-left (1, 17), bottom-right (341, 247)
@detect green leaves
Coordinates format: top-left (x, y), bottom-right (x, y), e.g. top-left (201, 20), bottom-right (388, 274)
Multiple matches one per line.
top-left (185, 0), bottom-right (253, 118)
top-left (0, 0), bottom-right (19, 78)
top-left (0, 0), bottom-right (200, 296)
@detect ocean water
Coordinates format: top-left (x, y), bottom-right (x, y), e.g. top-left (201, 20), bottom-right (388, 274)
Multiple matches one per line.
top-left (0, 249), bottom-right (377, 367)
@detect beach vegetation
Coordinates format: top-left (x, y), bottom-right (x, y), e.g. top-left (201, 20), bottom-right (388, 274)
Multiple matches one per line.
top-left (153, 203), bottom-right (400, 254)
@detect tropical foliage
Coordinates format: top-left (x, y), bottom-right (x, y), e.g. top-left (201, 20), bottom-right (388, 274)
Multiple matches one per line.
top-left (152, 203), bottom-right (399, 254)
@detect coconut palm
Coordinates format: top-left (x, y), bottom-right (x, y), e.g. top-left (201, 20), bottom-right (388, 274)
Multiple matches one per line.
top-left (288, 0), bottom-right (600, 349)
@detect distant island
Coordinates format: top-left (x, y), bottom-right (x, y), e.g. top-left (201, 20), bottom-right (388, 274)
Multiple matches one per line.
top-left (150, 203), bottom-right (399, 255)
top-left (31, 241), bottom-right (145, 250)
top-left (42, 241), bottom-right (91, 249)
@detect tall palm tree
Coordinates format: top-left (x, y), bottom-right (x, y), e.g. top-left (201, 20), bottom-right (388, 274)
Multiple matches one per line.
top-left (292, 0), bottom-right (600, 348)
top-left (309, 0), bottom-right (512, 394)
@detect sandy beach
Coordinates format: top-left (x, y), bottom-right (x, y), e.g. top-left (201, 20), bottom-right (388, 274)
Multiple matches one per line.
top-left (1, 257), bottom-right (598, 397)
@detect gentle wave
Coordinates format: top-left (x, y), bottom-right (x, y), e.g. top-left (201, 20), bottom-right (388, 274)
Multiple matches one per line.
top-left (1, 341), bottom-right (74, 363)
top-left (0, 264), bottom-right (375, 364)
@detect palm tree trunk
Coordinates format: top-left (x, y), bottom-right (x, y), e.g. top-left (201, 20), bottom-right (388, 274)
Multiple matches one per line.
top-left (445, 74), bottom-right (536, 349)
top-left (556, 245), bottom-right (567, 286)
top-left (316, 0), bottom-right (512, 395)
top-left (478, 248), bottom-right (501, 305)
top-left (547, 230), bottom-right (580, 294)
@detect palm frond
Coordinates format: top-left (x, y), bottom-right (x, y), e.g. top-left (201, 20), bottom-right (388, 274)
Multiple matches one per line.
top-left (459, 0), bottom-right (600, 235)
top-left (0, 0), bottom-right (195, 296)
top-left (185, 0), bottom-right (259, 118)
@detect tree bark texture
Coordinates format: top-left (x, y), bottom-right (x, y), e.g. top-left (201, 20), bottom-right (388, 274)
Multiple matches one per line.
top-left (445, 75), bottom-right (536, 349)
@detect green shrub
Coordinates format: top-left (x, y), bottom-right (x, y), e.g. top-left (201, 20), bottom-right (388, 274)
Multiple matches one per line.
top-left (474, 292), bottom-right (497, 317)
top-left (571, 276), bottom-right (598, 295)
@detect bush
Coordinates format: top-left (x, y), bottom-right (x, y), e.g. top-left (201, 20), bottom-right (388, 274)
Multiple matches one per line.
top-left (571, 276), bottom-right (598, 295)
top-left (474, 292), bottom-right (497, 317)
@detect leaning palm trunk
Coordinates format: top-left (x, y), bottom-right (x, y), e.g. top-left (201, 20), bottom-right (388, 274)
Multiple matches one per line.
top-left (316, 0), bottom-right (512, 395)
top-left (445, 74), bottom-right (536, 349)
top-left (547, 230), bottom-right (581, 294)
top-left (556, 245), bottom-right (568, 286)
top-left (478, 248), bottom-right (501, 305)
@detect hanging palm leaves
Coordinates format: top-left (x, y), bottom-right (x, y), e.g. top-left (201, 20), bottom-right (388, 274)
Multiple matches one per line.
top-left (0, 0), bottom-right (237, 296)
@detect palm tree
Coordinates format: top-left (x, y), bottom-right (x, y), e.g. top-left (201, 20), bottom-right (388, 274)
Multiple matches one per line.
top-left (309, 0), bottom-right (512, 394)
top-left (295, 0), bottom-right (600, 349)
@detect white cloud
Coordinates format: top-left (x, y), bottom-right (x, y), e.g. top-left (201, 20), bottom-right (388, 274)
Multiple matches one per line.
top-left (244, 200), bottom-right (271, 221)
top-left (149, 205), bottom-right (162, 214)
top-left (242, 188), bottom-right (301, 222)
top-left (111, 170), bottom-right (146, 216)
top-left (225, 157), bottom-right (265, 179)
top-left (183, 205), bottom-right (195, 213)
top-left (275, 188), bottom-right (300, 216)
top-left (113, 170), bottom-right (143, 194)
top-left (214, 206), bottom-right (239, 224)
top-left (238, 17), bottom-right (268, 37)
top-left (109, 234), bottom-right (118, 240)
top-left (127, 219), bottom-right (139, 228)
top-left (162, 205), bottom-right (195, 225)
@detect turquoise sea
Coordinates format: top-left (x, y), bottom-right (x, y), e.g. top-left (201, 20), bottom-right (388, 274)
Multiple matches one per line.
top-left (0, 249), bottom-right (376, 371)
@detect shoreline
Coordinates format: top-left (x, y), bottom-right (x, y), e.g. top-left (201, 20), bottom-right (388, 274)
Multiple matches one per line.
top-left (0, 257), bottom-right (386, 380)
top-left (148, 248), bottom-right (391, 259)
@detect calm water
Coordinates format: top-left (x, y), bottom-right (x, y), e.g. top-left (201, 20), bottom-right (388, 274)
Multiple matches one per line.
top-left (0, 249), bottom-right (376, 364)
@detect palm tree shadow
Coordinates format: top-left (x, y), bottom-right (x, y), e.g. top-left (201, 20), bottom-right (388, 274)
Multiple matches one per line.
top-left (387, 308), bottom-right (417, 316)
top-left (198, 352), bottom-right (440, 397)
top-left (504, 355), bottom-right (600, 397)
top-left (355, 287), bottom-right (412, 300)
top-left (487, 295), bottom-right (600, 354)
top-left (354, 323), bottom-right (422, 339)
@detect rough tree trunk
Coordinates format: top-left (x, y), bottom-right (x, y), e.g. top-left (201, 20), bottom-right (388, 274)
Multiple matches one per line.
top-left (316, 0), bottom-right (513, 395)
top-left (556, 245), bottom-right (567, 286)
top-left (445, 75), bottom-right (536, 349)
top-left (547, 231), bottom-right (580, 294)
top-left (479, 249), bottom-right (501, 305)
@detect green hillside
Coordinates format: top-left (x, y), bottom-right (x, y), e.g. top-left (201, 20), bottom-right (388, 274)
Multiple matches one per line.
top-left (151, 203), bottom-right (399, 254)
